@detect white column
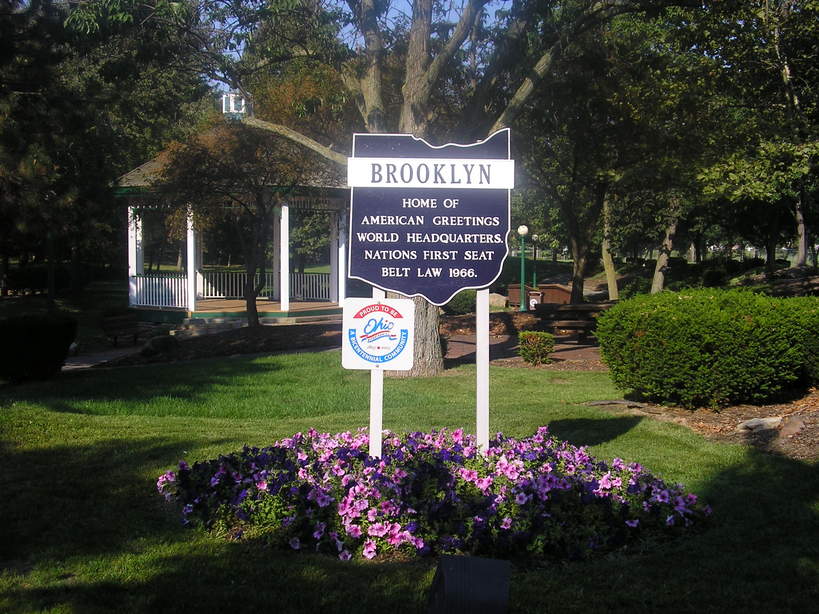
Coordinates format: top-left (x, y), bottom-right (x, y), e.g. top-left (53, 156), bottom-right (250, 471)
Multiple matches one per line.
top-left (186, 211), bottom-right (196, 313)
top-left (337, 209), bottom-right (347, 302)
top-left (127, 207), bottom-right (143, 306)
top-left (329, 212), bottom-right (339, 303)
top-left (279, 202), bottom-right (290, 312)
top-left (271, 209), bottom-right (280, 300)
top-left (127, 207), bottom-right (137, 306)
top-left (476, 288), bottom-right (490, 452)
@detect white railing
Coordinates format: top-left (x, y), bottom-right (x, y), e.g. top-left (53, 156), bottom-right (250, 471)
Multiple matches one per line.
top-left (131, 273), bottom-right (187, 308)
top-left (201, 271), bottom-right (275, 299)
top-left (201, 271), bottom-right (330, 301)
top-left (131, 271), bottom-right (332, 307)
top-left (290, 272), bottom-right (330, 300)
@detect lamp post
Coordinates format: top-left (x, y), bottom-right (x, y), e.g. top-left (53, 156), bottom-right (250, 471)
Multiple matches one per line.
top-left (517, 225), bottom-right (528, 312)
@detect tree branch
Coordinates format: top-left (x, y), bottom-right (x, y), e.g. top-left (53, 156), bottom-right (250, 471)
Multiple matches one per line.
top-left (242, 117), bottom-right (348, 167)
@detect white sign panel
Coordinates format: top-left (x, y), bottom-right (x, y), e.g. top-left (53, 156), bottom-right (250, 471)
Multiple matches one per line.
top-left (342, 298), bottom-right (415, 371)
top-left (348, 158), bottom-right (515, 189)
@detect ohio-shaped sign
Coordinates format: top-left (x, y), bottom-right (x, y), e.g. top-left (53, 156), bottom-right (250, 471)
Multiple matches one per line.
top-left (347, 129), bottom-right (513, 306)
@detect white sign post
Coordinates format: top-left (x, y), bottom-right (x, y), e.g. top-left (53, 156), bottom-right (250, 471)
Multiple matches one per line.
top-left (342, 295), bottom-right (415, 457)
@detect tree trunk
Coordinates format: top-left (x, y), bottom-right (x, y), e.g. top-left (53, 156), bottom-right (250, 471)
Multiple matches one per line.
top-left (45, 231), bottom-right (56, 311)
top-left (1, 253), bottom-right (8, 296)
top-left (568, 237), bottom-right (587, 304)
top-left (244, 249), bottom-right (261, 328)
top-left (70, 245), bottom-right (81, 296)
top-left (794, 189), bottom-right (808, 267)
top-left (651, 218), bottom-right (677, 294)
top-left (765, 235), bottom-right (777, 277)
top-left (601, 198), bottom-right (618, 301)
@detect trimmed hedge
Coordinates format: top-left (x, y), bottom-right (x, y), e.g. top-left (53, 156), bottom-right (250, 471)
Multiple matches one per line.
top-left (596, 289), bottom-right (819, 408)
top-left (442, 290), bottom-right (477, 315)
top-left (518, 331), bottom-right (555, 365)
top-left (0, 312), bottom-right (77, 382)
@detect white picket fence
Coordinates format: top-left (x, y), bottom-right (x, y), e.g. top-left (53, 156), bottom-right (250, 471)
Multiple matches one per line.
top-left (131, 273), bottom-right (187, 308)
top-left (131, 271), bottom-right (331, 307)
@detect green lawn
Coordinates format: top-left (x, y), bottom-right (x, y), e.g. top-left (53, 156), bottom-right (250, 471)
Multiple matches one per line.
top-left (1, 351), bottom-right (817, 613)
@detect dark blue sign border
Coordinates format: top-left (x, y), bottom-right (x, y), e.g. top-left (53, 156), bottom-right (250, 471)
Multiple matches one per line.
top-left (348, 129), bottom-right (512, 306)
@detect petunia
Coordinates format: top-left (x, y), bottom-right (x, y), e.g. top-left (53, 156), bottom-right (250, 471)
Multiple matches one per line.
top-left (362, 539), bottom-right (377, 559)
top-left (289, 537), bottom-right (301, 550)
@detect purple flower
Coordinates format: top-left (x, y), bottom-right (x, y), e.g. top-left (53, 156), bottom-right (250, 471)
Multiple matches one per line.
top-left (626, 519), bottom-right (639, 528)
top-left (501, 517), bottom-right (513, 530)
top-left (289, 537), bottom-right (301, 550)
top-left (339, 550), bottom-right (352, 561)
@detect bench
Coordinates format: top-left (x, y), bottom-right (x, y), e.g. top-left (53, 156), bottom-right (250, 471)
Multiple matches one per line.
top-left (101, 313), bottom-right (145, 347)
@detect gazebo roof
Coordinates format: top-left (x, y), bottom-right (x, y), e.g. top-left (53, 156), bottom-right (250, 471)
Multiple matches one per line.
top-left (115, 127), bottom-right (349, 210)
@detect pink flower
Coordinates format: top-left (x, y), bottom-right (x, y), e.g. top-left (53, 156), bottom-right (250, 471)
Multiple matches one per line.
top-left (501, 517), bottom-right (513, 530)
top-left (368, 522), bottom-right (389, 537)
top-left (255, 480), bottom-right (268, 491)
top-left (339, 550), bottom-right (352, 561)
top-left (475, 476), bottom-right (493, 492)
top-left (362, 539), bottom-right (377, 559)
top-left (347, 524), bottom-right (362, 539)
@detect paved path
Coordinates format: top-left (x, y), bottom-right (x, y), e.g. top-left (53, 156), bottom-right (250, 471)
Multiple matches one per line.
top-left (445, 334), bottom-right (601, 363)
top-left (63, 330), bottom-right (602, 371)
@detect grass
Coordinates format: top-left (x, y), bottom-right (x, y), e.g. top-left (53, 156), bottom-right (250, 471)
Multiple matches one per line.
top-left (1, 351), bottom-right (817, 613)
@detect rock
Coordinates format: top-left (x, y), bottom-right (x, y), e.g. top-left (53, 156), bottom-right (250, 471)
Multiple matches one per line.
top-left (488, 293), bottom-right (508, 309)
top-left (140, 334), bottom-right (180, 358)
top-left (736, 417), bottom-right (782, 432)
top-left (779, 416), bottom-right (806, 438)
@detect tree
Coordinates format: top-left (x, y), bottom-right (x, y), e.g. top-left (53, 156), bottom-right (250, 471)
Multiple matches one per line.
top-left (693, 0), bottom-right (819, 268)
top-left (156, 121), bottom-right (341, 326)
top-left (69, 0), bottom-right (701, 374)
top-left (0, 0), bottom-right (209, 303)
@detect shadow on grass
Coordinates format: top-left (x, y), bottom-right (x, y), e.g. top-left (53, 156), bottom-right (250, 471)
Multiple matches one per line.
top-left (0, 434), bottom-right (435, 613)
top-left (548, 416), bottom-right (643, 447)
top-left (512, 448), bottom-right (819, 613)
top-left (2, 419), bottom-right (817, 613)
top-left (0, 356), bottom-right (282, 414)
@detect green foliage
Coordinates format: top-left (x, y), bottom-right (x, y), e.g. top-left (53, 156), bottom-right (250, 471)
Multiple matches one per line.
top-left (596, 289), bottom-right (817, 407)
top-left (518, 331), bottom-right (555, 365)
top-left (0, 312), bottom-right (77, 382)
top-left (442, 290), bottom-right (476, 315)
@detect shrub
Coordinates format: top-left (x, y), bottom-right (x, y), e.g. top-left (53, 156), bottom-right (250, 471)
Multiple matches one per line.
top-left (596, 289), bottom-right (816, 407)
top-left (518, 331), bottom-right (555, 365)
top-left (442, 290), bottom-right (477, 315)
top-left (0, 312), bottom-right (77, 382)
top-left (157, 427), bottom-right (710, 563)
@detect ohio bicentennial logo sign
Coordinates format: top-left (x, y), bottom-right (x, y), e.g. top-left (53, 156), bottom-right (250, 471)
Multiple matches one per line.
top-left (342, 298), bottom-right (415, 371)
top-left (347, 129), bottom-right (514, 305)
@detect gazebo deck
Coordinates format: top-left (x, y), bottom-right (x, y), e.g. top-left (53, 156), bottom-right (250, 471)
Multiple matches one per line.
top-left (132, 299), bottom-right (341, 324)
top-left (193, 299), bottom-right (340, 318)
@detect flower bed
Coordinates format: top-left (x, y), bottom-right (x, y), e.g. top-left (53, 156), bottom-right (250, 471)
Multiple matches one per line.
top-left (157, 427), bottom-right (711, 561)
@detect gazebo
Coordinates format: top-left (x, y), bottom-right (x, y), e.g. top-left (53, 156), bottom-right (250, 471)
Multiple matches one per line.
top-left (115, 157), bottom-right (349, 324)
